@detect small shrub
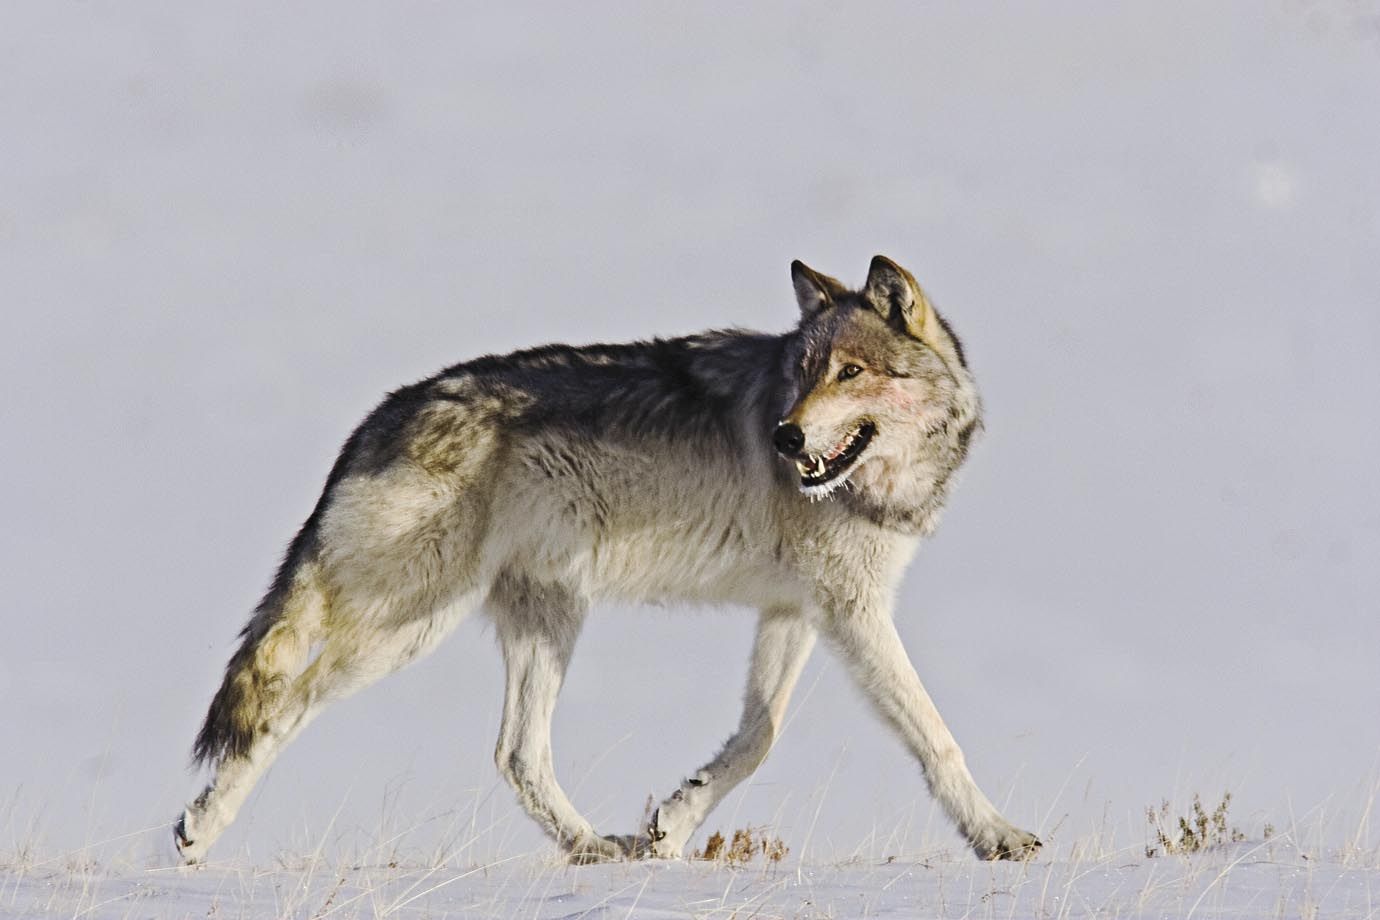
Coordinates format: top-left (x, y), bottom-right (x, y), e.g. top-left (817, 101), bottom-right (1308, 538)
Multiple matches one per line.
top-left (726, 829), bottom-right (755, 864)
top-left (698, 830), bottom-right (725, 861)
top-left (694, 827), bottom-right (788, 865)
top-left (1145, 792), bottom-right (1247, 857)
top-left (762, 835), bottom-right (788, 863)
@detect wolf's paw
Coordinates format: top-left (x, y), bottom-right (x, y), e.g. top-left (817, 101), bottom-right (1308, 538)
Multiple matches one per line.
top-left (172, 810), bottom-right (209, 866)
top-left (566, 833), bottom-right (643, 865)
top-left (609, 832), bottom-right (655, 859)
top-left (645, 807), bottom-right (686, 859)
top-left (971, 822), bottom-right (1042, 861)
top-left (646, 778), bottom-right (705, 858)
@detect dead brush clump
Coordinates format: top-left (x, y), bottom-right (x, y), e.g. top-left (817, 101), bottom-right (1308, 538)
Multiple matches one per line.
top-left (694, 827), bottom-right (788, 866)
top-left (1146, 792), bottom-right (1259, 857)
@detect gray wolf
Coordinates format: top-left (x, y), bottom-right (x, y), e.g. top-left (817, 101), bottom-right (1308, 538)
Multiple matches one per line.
top-left (174, 255), bottom-right (1041, 864)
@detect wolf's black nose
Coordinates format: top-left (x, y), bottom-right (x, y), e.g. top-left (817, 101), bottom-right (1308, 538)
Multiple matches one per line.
top-left (773, 423), bottom-right (805, 457)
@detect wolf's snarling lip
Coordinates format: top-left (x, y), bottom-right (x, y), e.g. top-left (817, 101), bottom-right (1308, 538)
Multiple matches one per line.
top-left (796, 422), bottom-right (875, 493)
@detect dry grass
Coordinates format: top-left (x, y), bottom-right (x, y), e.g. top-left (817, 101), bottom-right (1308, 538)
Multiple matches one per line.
top-left (694, 826), bottom-right (789, 865)
top-left (1145, 792), bottom-right (1252, 857)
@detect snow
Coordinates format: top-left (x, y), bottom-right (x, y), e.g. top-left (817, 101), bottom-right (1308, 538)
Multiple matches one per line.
top-left (4, 840), bottom-right (1377, 919)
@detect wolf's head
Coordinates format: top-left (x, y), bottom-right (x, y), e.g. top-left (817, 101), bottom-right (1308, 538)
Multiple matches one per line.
top-left (773, 256), bottom-right (982, 509)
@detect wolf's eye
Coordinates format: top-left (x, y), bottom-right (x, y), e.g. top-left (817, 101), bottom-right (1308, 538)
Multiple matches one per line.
top-left (837, 363), bottom-right (863, 382)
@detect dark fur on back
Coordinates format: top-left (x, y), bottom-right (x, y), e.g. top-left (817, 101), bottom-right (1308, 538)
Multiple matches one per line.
top-left (453, 331), bottom-right (787, 442)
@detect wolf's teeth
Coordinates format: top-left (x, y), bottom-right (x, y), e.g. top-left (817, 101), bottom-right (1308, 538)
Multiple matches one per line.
top-left (813, 456), bottom-right (826, 477)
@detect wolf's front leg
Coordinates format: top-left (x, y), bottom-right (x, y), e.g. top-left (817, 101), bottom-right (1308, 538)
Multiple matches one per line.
top-left (821, 600), bottom-right (1040, 860)
top-left (647, 607), bottom-right (816, 857)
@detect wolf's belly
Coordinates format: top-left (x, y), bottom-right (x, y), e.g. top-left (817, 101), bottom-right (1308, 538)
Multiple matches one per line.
top-left (587, 521), bottom-right (800, 607)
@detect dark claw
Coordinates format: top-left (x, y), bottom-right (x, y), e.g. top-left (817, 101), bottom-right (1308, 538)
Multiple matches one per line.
top-left (173, 816), bottom-right (194, 850)
top-left (994, 835), bottom-right (1041, 861)
top-left (648, 808), bottom-right (667, 841)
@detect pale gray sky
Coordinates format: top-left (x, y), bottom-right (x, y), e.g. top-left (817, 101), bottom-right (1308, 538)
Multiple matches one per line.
top-left (2, 2), bottom-right (1378, 861)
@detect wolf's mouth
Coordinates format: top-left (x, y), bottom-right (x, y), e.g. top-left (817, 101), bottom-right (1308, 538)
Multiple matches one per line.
top-left (796, 421), bottom-right (875, 494)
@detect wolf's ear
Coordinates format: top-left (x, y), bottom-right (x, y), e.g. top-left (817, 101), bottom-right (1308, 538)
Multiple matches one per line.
top-left (791, 260), bottom-right (847, 317)
top-left (862, 255), bottom-right (920, 321)
top-left (864, 255), bottom-right (964, 363)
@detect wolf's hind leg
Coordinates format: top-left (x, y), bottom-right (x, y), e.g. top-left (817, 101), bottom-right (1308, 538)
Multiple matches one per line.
top-left (176, 592), bottom-right (479, 864)
top-left (488, 577), bottom-right (619, 862)
top-left (647, 606), bottom-right (816, 858)
top-left (175, 668), bottom-right (328, 865)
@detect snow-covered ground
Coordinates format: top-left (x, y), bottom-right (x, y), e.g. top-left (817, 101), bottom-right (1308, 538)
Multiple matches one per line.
top-left (6, 791), bottom-right (1379, 919)
top-left (4, 834), bottom-right (1378, 919)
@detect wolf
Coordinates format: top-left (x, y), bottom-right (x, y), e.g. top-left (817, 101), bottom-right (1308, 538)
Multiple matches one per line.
top-left (174, 255), bottom-right (1041, 864)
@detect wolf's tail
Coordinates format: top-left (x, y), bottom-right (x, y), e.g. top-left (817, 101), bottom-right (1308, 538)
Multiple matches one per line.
top-left (191, 533), bottom-right (325, 767)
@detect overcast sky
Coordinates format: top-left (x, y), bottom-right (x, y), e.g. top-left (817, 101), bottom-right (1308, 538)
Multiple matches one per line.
top-left (2, 2), bottom-right (1378, 863)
